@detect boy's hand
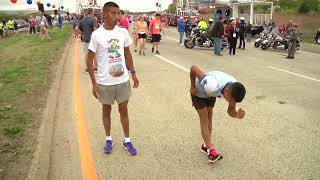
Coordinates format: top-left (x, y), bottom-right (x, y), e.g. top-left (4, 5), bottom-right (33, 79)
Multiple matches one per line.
top-left (190, 86), bottom-right (198, 95)
top-left (92, 84), bottom-right (99, 99)
top-left (236, 108), bottom-right (245, 119)
top-left (132, 74), bottom-right (139, 88)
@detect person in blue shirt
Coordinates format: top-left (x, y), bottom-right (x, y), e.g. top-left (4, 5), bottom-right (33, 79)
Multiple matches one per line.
top-left (190, 65), bottom-right (246, 163)
top-left (177, 17), bottom-right (186, 45)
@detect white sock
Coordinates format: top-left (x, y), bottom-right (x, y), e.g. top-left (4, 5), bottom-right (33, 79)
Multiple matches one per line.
top-left (124, 137), bottom-right (131, 143)
top-left (106, 136), bottom-right (112, 141)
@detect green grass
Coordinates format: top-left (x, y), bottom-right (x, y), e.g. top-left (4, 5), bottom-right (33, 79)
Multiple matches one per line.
top-left (0, 24), bottom-right (72, 177)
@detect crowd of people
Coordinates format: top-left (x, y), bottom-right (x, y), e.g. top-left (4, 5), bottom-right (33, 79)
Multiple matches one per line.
top-left (74, 2), bottom-right (247, 164)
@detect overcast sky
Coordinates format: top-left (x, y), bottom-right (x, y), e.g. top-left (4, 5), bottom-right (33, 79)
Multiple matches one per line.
top-left (0, 0), bottom-right (173, 12)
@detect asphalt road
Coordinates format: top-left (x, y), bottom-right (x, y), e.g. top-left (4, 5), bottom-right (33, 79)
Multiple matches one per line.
top-left (48, 27), bottom-right (320, 180)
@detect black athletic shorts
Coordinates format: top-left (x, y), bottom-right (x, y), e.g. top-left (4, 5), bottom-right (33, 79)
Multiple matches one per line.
top-left (191, 94), bottom-right (216, 110)
top-left (138, 33), bottom-right (147, 39)
top-left (152, 34), bottom-right (161, 42)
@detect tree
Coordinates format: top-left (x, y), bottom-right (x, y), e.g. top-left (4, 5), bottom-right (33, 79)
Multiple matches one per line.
top-left (298, 0), bottom-right (310, 13)
top-left (168, 3), bottom-right (177, 14)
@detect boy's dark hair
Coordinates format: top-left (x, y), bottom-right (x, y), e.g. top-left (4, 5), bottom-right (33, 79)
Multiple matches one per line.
top-left (156, 13), bottom-right (161, 17)
top-left (120, 10), bottom-right (124, 15)
top-left (103, 2), bottom-right (119, 11)
top-left (230, 82), bottom-right (246, 102)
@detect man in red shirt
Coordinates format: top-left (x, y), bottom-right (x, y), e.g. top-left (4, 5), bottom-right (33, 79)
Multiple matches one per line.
top-left (118, 10), bottom-right (129, 30)
top-left (149, 13), bottom-right (163, 54)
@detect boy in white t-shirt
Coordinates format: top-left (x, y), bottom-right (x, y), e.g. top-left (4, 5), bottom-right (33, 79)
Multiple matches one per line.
top-left (87, 2), bottom-right (139, 156)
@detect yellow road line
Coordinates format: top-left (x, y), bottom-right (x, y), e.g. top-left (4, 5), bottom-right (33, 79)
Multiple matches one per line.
top-left (73, 39), bottom-right (98, 180)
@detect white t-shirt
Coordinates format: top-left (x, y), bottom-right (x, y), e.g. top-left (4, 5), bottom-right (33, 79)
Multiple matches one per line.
top-left (89, 26), bottom-right (133, 85)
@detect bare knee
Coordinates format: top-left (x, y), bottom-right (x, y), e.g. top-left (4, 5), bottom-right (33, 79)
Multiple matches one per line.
top-left (118, 101), bottom-right (128, 115)
top-left (102, 104), bottom-right (112, 115)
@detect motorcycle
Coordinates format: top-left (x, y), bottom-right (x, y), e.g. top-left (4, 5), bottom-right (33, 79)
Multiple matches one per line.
top-left (315, 29), bottom-right (320, 44)
top-left (272, 35), bottom-right (289, 50)
top-left (261, 32), bottom-right (277, 50)
top-left (184, 28), bottom-right (228, 50)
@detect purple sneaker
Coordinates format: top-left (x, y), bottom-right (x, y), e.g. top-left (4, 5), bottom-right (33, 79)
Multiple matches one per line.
top-left (122, 141), bottom-right (137, 156)
top-left (104, 140), bottom-right (113, 154)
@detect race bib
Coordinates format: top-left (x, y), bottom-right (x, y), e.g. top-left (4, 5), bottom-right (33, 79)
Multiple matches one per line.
top-left (155, 24), bottom-right (160, 29)
top-left (40, 21), bottom-right (45, 26)
top-left (233, 33), bottom-right (236, 38)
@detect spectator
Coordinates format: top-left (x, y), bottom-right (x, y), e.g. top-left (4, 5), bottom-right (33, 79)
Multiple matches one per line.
top-left (245, 22), bottom-right (252, 42)
top-left (228, 21), bottom-right (238, 55)
top-left (185, 17), bottom-right (192, 37)
top-left (75, 8), bottom-right (98, 71)
top-left (207, 16), bottom-right (224, 56)
top-left (279, 24), bottom-right (286, 35)
top-left (286, 20), bottom-right (293, 34)
top-left (35, 11), bottom-right (50, 40)
top-left (58, 14), bottom-right (63, 29)
top-left (29, 16), bottom-right (36, 35)
top-left (118, 10), bottom-right (129, 30)
top-left (46, 15), bottom-right (53, 29)
top-left (177, 17), bottom-right (186, 45)
top-left (8, 19), bottom-right (15, 34)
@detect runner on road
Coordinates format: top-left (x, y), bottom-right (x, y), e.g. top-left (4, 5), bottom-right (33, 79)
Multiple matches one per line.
top-left (149, 13), bottom-right (163, 55)
top-left (87, 2), bottom-right (140, 156)
top-left (189, 65), bottom-right (246, 163)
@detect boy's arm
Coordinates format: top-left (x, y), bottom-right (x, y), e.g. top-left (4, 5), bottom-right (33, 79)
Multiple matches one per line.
top-left (124, 46), bottom-right (139, 88)
top-left (190, 65), bottom-right (205, 94)
top-left (227, 101), bottom-right (245, 119)
top-left (87, 49), bottom-right (99, 98)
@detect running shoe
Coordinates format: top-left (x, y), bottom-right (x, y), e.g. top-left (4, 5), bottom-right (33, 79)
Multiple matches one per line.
top-left (104, 140), bottom-right (113, 154)
top-left (208, 148), bottom-right (223, 163)
top-left (156, 50), bottom-right (160, 55)
top-left (123, 141), bottom-right (137, 156)
top-left (200, 144), bottom-right (208, 154)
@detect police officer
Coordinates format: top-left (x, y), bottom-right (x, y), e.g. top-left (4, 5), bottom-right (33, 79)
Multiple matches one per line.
top-left (287, 24), bottom-right (299, 59)
top-left (238, 17), bottom-right (246, 50)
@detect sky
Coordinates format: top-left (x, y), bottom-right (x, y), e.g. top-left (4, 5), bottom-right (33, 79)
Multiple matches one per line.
top-left (0, 0), bottom-right (173, 12)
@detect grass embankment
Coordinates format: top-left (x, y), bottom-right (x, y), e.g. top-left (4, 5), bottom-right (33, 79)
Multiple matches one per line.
top-left (0, 24), bottom-right (72, 178)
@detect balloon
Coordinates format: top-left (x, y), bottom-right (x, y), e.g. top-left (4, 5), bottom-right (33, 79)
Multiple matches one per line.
top-left (60, 6), bottom-right (64, 9)
top-left (52, 4), bottom-right (56, 8)
top-left (10, 0), bottom-right (17, 3)
top-left (47, 3), bottom-right (50, 7)
top-left (27, 0), bottom-right (32, 5)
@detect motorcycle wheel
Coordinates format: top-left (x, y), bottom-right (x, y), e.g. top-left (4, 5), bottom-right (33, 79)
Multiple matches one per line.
top-left (254, 41), bottom-right (261, 47)
top-left (317, 36), bottom-right (320, 44)
top-left (261, 44), bottom-right (268, 50)
top-left (184, 39), bottom-right (195, 49)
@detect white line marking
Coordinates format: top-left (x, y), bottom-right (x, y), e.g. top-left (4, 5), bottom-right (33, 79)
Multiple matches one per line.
top-left (155, 55), bottom-right (190, 72)
top-left (267, 66), bottom-right (320, 82)
top-left (166, 36), bottom-right (179, 42)
top-left (299, 50), bottom-right (320, 56)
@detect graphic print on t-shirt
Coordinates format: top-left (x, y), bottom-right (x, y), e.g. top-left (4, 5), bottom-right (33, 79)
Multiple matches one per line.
top-left (107, 38), bottom-right (124, 77)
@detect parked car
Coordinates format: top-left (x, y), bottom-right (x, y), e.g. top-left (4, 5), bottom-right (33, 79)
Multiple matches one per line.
top-left (315, 29), bottom-right (320, 44)
top-left (16, 20), bottom-right (29, 32)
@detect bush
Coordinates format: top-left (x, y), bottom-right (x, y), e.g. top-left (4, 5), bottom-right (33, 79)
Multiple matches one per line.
top-left (299, 1), bottom-right (310, 13)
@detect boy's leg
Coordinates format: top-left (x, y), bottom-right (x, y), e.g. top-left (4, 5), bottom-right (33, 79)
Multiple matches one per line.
top-left (118, 100), bottom-right (129, 137)
top-left (196, 108), bottom-right (212, 149)
top-left (102, 104), bottom-right (112, 136)
top-left (208, 107), bottom-right (213, 138)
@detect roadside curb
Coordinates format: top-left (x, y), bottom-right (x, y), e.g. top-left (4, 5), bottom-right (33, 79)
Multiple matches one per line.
top-left (26, 36), bottom-right (73, 180)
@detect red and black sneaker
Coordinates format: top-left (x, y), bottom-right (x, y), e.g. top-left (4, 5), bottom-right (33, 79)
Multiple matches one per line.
top-left (208, 148), bottom-right (223, 163)
top-left (200, 144), bottom-right (208, 154)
